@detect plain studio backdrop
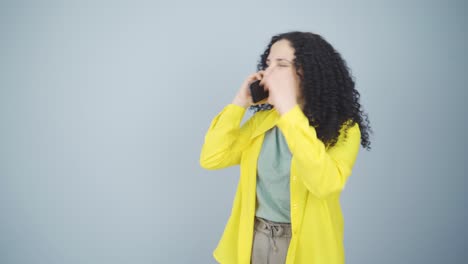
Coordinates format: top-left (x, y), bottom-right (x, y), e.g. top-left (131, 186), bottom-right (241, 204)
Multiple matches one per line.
top-left (0, 1), bottom-right (466, 263)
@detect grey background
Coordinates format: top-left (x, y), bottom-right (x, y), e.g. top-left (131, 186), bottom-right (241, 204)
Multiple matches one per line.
top-left (1, 0), bottom-right (466, 263)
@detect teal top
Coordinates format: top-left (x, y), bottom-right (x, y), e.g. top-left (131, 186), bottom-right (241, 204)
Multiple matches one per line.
top-left (255, 125), bottom-right (292, 223)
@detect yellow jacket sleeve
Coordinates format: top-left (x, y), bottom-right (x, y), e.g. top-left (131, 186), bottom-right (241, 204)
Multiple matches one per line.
top-left (200, 104), bottom-right (256, 170)
top-left (276, 104), bottom-right (361, 199)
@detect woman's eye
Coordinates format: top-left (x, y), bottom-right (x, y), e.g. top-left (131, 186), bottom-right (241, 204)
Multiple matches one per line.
top-left (264, 63), bottom-right (288, 70)
top-left (266, 64), bottom-right (288, 67)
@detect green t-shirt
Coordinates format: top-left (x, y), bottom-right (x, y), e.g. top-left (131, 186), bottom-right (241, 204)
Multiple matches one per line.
top-left (255, 125), bottom-right (292, 223)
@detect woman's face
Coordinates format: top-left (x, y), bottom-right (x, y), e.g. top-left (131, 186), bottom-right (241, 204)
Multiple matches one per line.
top-left (261, 39), bottom-right (305, 109)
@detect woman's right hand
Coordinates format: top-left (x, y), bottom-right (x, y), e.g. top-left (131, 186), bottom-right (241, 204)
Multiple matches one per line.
top-left (232, 71), bottom-right (268, 108)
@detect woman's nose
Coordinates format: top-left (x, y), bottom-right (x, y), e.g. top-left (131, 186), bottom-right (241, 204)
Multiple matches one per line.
top-left (260, 67), bottom-right (273, 77)
top-left (264, 64), bottom-right (277, 74)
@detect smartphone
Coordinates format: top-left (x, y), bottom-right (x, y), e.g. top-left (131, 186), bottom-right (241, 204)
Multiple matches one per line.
top-left (249, 80), bottom-right (269, 103)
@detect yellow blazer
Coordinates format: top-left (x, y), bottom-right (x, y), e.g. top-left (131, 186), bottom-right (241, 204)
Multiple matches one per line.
top-left (200, 103), bottom-right (361, 264)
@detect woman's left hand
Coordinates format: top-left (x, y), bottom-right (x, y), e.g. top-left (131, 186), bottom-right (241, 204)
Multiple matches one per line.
top-left (259, 66), bottom-right (299, 115)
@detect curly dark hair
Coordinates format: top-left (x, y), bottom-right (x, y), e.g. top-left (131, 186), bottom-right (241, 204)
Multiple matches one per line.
top-left (249, 31), bottom-right (373, 150)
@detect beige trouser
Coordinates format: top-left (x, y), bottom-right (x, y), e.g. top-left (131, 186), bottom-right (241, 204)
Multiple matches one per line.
top-left (250, 216), bottom-right (292, 264)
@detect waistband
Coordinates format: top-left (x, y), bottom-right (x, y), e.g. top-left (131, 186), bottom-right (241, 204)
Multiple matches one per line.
top-left (254, 216), bottom-right (292, 237)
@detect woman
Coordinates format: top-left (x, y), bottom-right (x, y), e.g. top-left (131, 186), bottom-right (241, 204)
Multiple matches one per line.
top-left (200, 31), bottom-right (372, 264)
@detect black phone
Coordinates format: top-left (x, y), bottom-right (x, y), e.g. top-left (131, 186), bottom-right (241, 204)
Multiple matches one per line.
top-left (249, 80), bottom-right (269, 103)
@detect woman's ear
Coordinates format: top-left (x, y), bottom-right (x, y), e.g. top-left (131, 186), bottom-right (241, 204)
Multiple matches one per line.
top-left (297, 67), bottom-right (304, 78)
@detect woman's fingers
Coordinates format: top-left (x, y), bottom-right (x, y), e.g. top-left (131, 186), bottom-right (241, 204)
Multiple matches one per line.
top-left (249, 73), bottom-right (259, 83)
top-left (256, 72), bottom-right (263, 80)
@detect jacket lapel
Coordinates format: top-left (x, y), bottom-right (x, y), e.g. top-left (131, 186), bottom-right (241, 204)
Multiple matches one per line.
top-left (250, 108), bottom-right (280, 140)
